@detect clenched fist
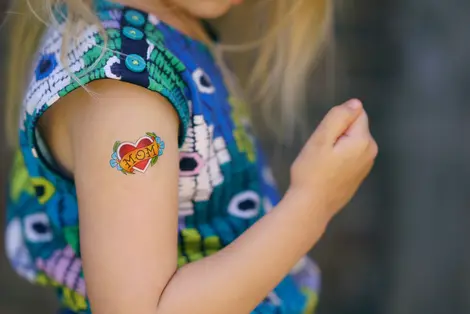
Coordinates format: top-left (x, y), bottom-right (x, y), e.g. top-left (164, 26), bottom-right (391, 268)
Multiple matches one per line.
top-left (290, 99), bottom-right (378, 220)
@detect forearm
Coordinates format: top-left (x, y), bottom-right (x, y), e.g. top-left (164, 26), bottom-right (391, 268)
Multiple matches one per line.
top-left (156, 189), bottom-right (329, 314)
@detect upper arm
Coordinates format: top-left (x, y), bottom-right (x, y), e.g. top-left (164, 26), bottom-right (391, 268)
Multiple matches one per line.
top-left (66, 80), bottom-right (181, 313)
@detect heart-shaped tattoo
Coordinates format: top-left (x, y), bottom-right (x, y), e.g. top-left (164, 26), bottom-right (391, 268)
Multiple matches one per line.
top-left (110, 132), bottom-right (165, 174)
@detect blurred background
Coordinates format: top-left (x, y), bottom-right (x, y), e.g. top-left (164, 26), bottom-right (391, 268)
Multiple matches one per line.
top-left (2, 0), bottom-right (470, 313)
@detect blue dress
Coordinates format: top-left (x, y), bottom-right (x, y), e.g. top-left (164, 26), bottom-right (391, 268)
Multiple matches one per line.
top-left (5, 1), bottom-right (321, 312)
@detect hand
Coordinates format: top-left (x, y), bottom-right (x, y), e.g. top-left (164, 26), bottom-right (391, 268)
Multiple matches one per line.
top-left (289, 99), bottom-right (378, 219)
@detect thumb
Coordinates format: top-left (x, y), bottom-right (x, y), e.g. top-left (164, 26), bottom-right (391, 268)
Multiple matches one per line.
top-left (316, 99), bottom-right (363, 143)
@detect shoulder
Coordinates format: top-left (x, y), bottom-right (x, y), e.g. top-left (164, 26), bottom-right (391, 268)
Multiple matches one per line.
top-left (22, 4), bottom-right (191, 150)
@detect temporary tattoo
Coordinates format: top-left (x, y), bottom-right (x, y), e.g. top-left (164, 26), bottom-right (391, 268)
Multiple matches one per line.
top-left (110, 132), bottom-right (165, 175)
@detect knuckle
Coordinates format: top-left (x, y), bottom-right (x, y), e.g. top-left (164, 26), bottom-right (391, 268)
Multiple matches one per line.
top-left (356, 136), bottom-right (370, 151)
top-left (350, 137), bottom-right (373, 158)
top-left (369, 139), bottom-right (379, 157)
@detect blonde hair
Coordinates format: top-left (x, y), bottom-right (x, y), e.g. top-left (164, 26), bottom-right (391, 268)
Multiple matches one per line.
top-left (4, 0), bottom-right (332, 145)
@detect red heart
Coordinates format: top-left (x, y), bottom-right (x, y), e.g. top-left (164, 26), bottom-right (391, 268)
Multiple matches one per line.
top-left (117, 136), bottom-right (154, 173)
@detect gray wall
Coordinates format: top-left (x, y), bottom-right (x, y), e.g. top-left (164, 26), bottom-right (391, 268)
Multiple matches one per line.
top-left (1, 0), bottom-right (469, 313)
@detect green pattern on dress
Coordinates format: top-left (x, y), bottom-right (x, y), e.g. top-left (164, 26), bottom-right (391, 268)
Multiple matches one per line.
top-left (58, 29), bottom-right (122, 96)
top-left (229, 97), bottom-right (257, 163)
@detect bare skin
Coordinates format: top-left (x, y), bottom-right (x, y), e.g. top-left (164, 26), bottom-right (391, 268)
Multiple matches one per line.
top-left (38, 1), bottom-right (378, 313)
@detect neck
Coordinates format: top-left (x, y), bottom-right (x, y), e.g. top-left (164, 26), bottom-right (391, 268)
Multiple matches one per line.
top-left (110, 0), bottom-right (211, 44)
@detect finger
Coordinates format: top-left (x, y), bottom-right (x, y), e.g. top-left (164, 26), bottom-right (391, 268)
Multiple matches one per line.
top-left (315, 99), bottom-right (363, 144)
top-left (344, 111), bottom-right (370, 138)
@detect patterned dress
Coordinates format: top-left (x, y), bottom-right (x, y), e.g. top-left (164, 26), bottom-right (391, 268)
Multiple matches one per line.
top-left (5, 1), bottom-right (321, 313)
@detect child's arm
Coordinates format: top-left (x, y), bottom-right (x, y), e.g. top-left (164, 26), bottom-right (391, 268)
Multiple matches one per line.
top-left (51, 80), bottom-right (375, 314)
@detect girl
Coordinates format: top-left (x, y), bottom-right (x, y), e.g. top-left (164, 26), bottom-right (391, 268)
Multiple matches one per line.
top-left (4, 0), bottom-right (377, 313)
